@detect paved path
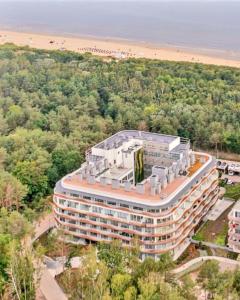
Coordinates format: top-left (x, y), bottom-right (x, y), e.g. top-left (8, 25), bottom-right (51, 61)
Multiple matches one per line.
top-left (40, 268), bottom-right (67, 300)
top-left (33, 215), bottom-right (240, 300)
top-left (173, 255), bottom-right (240, 277)
top-left (32, 213), bottom-right (55, 242)
top-left (190, 238), bottom-right (234, 252)
top-left (29, 213), bottom-right (68, 300)
top-left (206, 198), bottom-right (233, 221)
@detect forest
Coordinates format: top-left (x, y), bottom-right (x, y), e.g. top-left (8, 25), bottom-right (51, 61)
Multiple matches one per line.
top-left (0, 43), bottom-right (240, 298)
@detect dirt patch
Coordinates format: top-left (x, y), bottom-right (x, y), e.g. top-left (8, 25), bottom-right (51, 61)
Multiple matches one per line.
top-left (176, 244), bottom-right (200, 266)
top-left (194, 204), bottom-right (234, 245)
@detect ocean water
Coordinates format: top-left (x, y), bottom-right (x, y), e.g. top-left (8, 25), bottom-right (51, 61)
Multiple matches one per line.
top-left (0, 1), bottom-right (240, 54)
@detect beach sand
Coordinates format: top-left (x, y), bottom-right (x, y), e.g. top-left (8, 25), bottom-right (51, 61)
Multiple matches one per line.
top-left (0, 29), bottom-right (240, 68)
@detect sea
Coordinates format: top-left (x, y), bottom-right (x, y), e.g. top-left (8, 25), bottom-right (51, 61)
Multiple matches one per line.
top-left (0, 1), bottom-right (240, 57)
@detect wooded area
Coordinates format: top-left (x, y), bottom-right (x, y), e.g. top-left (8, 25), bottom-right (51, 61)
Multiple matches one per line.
top-left (0, 43), bottom-right (240, 298)
top-left (0, 44), bottom-right (240, 208)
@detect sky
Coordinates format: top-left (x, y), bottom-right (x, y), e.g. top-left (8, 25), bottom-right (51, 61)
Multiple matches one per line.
top-left (0, 0), bottom-right (239, 2)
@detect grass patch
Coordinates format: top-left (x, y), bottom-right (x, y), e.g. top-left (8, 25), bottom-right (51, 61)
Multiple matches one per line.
top-left (193, 221), bottom-right (228, 246)
top-left (192, 205), bottom-right (231, 247)
top-left (224, 183), bottom-right (240, 201)
top-left (192, 222), bottom-right (209, 242)
top-left (214, 223), bottom-right (228, 246)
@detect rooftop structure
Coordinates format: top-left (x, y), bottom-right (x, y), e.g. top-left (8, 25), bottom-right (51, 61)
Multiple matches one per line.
top-left (53, 130), bottom-right (219, 260)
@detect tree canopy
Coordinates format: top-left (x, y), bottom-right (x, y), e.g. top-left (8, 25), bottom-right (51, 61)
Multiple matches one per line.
top-left (0, 44), bottom-right (240, 206)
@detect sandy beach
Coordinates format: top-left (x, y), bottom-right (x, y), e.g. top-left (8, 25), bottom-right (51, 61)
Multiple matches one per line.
top-left (0, 29), bottom-right (240, 68)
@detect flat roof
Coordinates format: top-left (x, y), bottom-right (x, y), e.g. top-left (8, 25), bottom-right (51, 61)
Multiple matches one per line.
top-left (61, 153), bottom-right (211, 206)
top-left (95, 130), bottom-right (182, 150)
top-left (100, 167), bottom-right (131, 180)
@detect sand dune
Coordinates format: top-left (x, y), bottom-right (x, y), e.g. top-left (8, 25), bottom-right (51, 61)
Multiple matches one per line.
top-left (0, 30), bottom-right (240, 68)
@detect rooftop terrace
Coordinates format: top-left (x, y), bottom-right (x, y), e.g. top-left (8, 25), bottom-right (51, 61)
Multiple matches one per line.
top-left (62, 154), bottom-right (209, 205)
top-left (94, 130), bottom-right (186, 150)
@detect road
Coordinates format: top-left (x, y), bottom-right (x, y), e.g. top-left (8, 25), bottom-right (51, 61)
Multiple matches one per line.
top-left (173, 255), bottom-right (240, 276)
top-left (30, 213), bottom-right (68, 300)
top-left (40, 268), bottom-right (67, 300)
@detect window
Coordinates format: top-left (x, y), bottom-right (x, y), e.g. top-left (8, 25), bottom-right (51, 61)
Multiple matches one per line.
top-left (145, 228), bottom-right (154, 233)
top-left (110, 220), bottom-right (118, 226)
top-left (70, 193), bottom-right (79, 198)
top-left (145, 244), bottom-right (155, 249)
top-left (145, 218), bottom-right (154, 224)
top-left (148, 209), bottom-right (160, 213)
top-left (67, 201), bottom-right (78, 209)
top-left (107, 201), bottom-right (116, 206)
top-left (104, 209), bottom-right (115, 216)
top-left (133, 206), bottom-right (143, 211)
top-left (59, 199), bottom-right (66, 205)
top-left (80, 204), bottom-right (90, 211)
top-left (69, 220), bottom-right (76, 225)
top-left (83, 195), bottom-right (91, 200)
top-left (95, 198), bottom-right (104, 203)
top-left (133, 226), bottom-right (142, 231)
top-left (120, 203), bottom-right (129, 208)
top-left (100, 218), bottom-right (107, 224)
top-left (157, 217), bottom-right (171, 224)
top-left (92, 206), bottom-right (102, 213)
top-left (131, 215), bottom-right (143, 222)
top-left (117, 212), bottom-right (128, 219)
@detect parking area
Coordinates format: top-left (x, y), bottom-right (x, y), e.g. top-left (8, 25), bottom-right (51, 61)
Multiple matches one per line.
top-left (217, 159), bottom-right (240, 184)
top-left (222, 174), bottom-right (240, 184)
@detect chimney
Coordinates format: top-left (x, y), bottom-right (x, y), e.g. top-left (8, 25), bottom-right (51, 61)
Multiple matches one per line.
top-left (124, 181), bottom-right (131, 192)
top-left (87, 175), bottom-right (95, 185)
top-left (175, 167), bottom-right (180, 177)
top-left (168, 172), bottom-right (174, 183)
top-left (104, 159), bottom-right (109, 169)
top-left (156, 183), bottom-right (161, 194)
top-left (100, 177), bottom-right (107, 186)
top-left (136, 183), bottom-right (145, 194)
top-left (112, 179), bottom-right (120, 189)
top-left (151, 186), bottom-right (156, 196)
top-left (150, 175), bottom-right (158, 187)
top-left (91, 166), bottom-right (97, 176)
top-left (162, 177), bottom-right (168, 189)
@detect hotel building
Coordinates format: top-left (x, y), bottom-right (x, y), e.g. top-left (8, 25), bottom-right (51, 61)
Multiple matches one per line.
top-left (53, 130), bottom-right (219, 260)
top-left (228, 201), bottom-right (240, 253)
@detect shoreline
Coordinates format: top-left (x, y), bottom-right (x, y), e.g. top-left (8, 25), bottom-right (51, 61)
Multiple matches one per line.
top-left (0, 29), bottom-right (240, 68)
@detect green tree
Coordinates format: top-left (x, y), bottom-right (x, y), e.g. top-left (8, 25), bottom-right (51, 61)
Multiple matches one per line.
top-left (111, 273), bottom-right (132, 300)
top-left (0, 170), bottom-right (27, 209)
top-left (7, 245), bottom-right (38, 300)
